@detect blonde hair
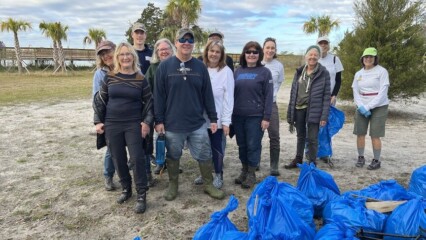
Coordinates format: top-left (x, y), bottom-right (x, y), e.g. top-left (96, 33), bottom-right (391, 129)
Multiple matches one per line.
top-left (203, 40), bottom-right (226, 70)
top-left (113, 42), bottom-right (140, 74)
top-left (151, 38), bottom-right (176, 64)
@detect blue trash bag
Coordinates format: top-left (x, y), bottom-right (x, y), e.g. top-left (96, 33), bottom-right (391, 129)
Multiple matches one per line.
top-left (318, 106), bottom-right (345, 158)
top-left (296, 163), bottom-right (341, 218)
top-left (276, 181), bottom-right (315, 229)
top-left (343, 179), bottom-right (413, 201)
top-left (323, 195), bottom-right (387, 233)
top-left (245, 176), bottom-right (315, 239)
top-left (222, 217), bottom-right (260, 240)
top-left (384, 197), bottom-right (426, 240)
top-left (155, 133), bottom-right (166, 165)
top-left (315, 220), bottom-right (359, 240)
top-left (193, 195), bottom-right (239, 240)
top-left (408, 165), bottom-right (426, 198)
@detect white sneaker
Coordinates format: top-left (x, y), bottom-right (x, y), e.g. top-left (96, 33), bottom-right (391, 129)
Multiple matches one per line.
top-left (194, 175), bottom-right (203, 185)
top-left (213, 173), bottom-right (223, 189)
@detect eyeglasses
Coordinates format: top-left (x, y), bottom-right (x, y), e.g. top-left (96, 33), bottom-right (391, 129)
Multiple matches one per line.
top-left (178, 38), bottom-right (194, 44)
top-left (118, 52), bottom-right (132, 58)
top-left (157, 48), bottom-right (171, 52)
top-left (245, 50), bottom-right (259, 55)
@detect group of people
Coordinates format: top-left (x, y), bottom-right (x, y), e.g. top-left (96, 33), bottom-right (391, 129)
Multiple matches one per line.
top-left (92, 22), bottom-right (390, 214)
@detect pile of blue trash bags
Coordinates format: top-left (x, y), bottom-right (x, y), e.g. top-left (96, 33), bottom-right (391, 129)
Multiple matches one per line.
top-left (193, 164), bottom-right (426, 240)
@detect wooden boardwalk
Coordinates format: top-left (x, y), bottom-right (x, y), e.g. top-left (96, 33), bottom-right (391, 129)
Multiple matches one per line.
top-left (0, 47), bottom-right (96, 62)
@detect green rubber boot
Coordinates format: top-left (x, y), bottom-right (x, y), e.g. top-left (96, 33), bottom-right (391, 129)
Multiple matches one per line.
top-left (164, 159), bottom-right (180, 201)
top-left (199, 160), bottom-right (225, 200)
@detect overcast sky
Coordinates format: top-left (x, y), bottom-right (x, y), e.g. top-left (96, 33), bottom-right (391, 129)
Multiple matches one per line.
top-left (0, 0), bottom-right (356, 54)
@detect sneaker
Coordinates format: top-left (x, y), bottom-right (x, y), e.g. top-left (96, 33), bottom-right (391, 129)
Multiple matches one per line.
top-left (194, 175), bottom-right (203, 185)
top-left (367, 159), bottom-right (381, 170)
top-left (212, 173), bottom-right (223, 189)
top-left (356, 156), bottom-right (365, 168)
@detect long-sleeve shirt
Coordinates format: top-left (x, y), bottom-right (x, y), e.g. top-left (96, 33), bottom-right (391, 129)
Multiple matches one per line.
top-left (154, 56), bottom-right (217, 132)
top-left (92, 67), bottom-right (108, 97)
top-left (233, 66), bottom-right (273, 120)
top-left (319, 53), bottom-right (344, 96)
top-left (352, 65), bottom-right (389, 111)
top-left (205, 66), bottom-right (234, 128)
top-left (262, 59), bottom-right (284, 103)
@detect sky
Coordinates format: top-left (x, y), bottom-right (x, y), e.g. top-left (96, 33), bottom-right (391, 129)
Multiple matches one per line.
top-left (0, 0), bottom-right (357, 54)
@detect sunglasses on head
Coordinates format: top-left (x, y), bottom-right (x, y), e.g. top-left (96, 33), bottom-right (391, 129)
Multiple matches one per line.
top-left (178, 38), bottom-right (194, 44)
top-left (245, 50), bottom-right (259, 55)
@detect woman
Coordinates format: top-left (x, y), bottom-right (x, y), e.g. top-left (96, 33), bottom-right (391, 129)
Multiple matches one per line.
top-left (262, 37), bottom-right (284, 176)
top-left (145, 38), bottom-right (176, 178)
top-left (352, 47), bottom-right (389, 170)
top-left (284, 45), bottom-right (330, 169)
top-left (194, 40), bottom-right (234, 189)
top-left (93, 42), bottom-right (153, 214)
top-left (92, 40), bottom-right (116, 191)
top-left (233, 41), bottom-right (273, 189)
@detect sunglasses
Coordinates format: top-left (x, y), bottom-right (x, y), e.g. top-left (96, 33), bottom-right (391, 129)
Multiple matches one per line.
top-left (178, 38), bottom-right (194, 44)
top-left (245, 50), bottom-right (259, 55)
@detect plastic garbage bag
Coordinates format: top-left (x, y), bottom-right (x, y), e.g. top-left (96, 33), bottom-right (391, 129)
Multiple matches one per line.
top-left (343, 180), bottom-right (413, 201)
top-left (384, 197), bottom-right (426, 240)
top-left (408, 165), bottom-right (426, 198)
top-left (323, 196), bottom-right (387, 233)
top-left (297, 163), bottom-right (341, 218)
top-left (315, 220), bottom-right (359, 240)
top-left (193, 195), bottom-right (239, 240)
top-left (318, 105), bottom-right (345, 158)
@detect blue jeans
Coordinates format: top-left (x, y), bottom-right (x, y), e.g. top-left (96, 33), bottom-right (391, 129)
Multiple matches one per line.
top-left (103, 147), bottom-right (115, 178)
top-left (165, 124), bottom-right (212, 162)
top-left (232, 116), bottom-right (264, 168)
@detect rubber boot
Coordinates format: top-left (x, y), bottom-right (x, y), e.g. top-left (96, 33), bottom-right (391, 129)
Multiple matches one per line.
top-left (284, 155), bottom-right (303, 169)
top-left (198, 160), bottom-right (225, 200)
top-left (270, 148), bottom-right (280, 176)
top-left (134, 192), bottom-right (147, 214)
top-left (164, 159), bottom-right (180, 201)
top-left (104, 176), bottom-right (116, 191)
top-left (117, 188), bottom-right (132, 204)
top-left (242, 166), bottom-right (257, 189)
top-left (234, 164), bottom-right (248, 184)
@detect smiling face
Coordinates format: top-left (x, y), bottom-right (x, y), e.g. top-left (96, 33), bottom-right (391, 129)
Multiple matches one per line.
top-left (263, 40), bottom-right (276, 62)
top-left (305, 48), bottom-right (319, 68)
top-left (207, 45), bottom-right (222, 68)
top-left (318, 40), bottom-right (329, 58)
top-left (99, 49), bottom-right (114, 68)
top-left (245, 47), bottom-right (259, 67)
top-left (175, 33), bottom-right (194, 59)
top-left (132, 30), bottom-right (146, 47)
top-left (363, 56), bottom-right (375, 70)
top-left (157, 42), bottom-right (172, 62)
top-left (117, 46), bottom-right (134, 71)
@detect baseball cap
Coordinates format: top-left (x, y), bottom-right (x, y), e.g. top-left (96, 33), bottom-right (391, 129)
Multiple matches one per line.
top-left (176, 28), bottom-right (194, 39)
top-left (361, 47), bottom-right (377, 57)
top-left (208, 31), bottom-right (224, 39)
top-left (132, 22), bottom-right (146, 32)
top-left (96, 40), bottom-right (116, 55)
top-left (317, 36), bottom-right (330, 44)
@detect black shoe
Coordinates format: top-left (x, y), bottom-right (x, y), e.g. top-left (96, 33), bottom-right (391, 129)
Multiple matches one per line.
top-left (356, 156), bottom-right (365, 168)
top-left (117, 189), bottom-right (132, 204)
top-left (154, 164), bottom-right (165, 175)
top-left (284, 156), bottom-right (302, 169)
top-left (104, 176), bottom-right (115, 191)
top-left (134, 193), bottom-right (146, 214)
top-left (150, 155), bottom-right (156, 167)
top-left (367, 159), bottom-right (381, 170)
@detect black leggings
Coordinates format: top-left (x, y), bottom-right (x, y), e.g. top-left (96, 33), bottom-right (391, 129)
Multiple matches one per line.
top-left (295, 108), bottom-right (319, 161)
top-left (105, 121), bottom-right (147, 194)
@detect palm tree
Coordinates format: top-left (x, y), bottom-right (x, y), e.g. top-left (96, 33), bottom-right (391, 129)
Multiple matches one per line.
top-left (165, 0), bottom-right (202, 28)
top-left (303, 15), bottom-right (340, 37)
top-left (0, 18), bottom-right (31, 73)
top-left (83, 28), bottom-right (106, 49)
top-left (51, 22), bottom-right (69, 73)
top-left (40, 21), bottom-right (59, 70)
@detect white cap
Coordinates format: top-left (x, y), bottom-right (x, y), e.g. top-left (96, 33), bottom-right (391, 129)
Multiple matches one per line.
top-left (317, 36), bottom-right (330, 43)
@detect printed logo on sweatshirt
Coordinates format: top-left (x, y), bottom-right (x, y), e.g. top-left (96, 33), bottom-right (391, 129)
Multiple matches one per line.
top-left (236, 73), bottom-right (257, 81)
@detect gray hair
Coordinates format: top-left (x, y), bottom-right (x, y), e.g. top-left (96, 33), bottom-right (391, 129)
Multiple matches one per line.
top-left (151, 38), bottom-right (176, 64)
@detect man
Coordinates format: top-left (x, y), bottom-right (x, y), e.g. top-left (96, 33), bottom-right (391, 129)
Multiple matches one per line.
top-left (202, 30), bottom-right (234, 72)
top-left (131, 22), bottom-right (153, 75)
top-left (131, 22), bottom-right (155, 187)
top-left (154, 28), bottom-right (225, 201)
top-left (317, 36), bottom-right (344, 105)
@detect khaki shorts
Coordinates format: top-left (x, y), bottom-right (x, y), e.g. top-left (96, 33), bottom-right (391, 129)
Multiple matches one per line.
top-left (353, 105), bottom-right (388, 137)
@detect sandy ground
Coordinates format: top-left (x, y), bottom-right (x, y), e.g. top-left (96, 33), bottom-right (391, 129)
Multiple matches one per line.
top-left (0, 87), bottom-right (425, 240)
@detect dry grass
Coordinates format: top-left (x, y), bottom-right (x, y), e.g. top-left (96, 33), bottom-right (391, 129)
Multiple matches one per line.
top-left (0, 71), bottom-right (93, 105)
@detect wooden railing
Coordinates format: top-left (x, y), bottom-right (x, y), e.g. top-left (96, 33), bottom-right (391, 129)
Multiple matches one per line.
top-left (0, 47), bottom-right (96, 61)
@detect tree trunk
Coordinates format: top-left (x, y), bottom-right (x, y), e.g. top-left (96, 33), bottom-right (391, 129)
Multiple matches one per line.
top-left (13, 32), bottom-right (23, 74)
top-left (57, 41), bottom-right (66, 73)
top-left (181, 15), bottom-right (189, 29)
top-left (52, 41), bottom-right (59, 70)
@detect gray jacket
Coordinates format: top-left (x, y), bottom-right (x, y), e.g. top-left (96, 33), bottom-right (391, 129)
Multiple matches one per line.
top-left (287, 64), bottom-right (331, 124)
